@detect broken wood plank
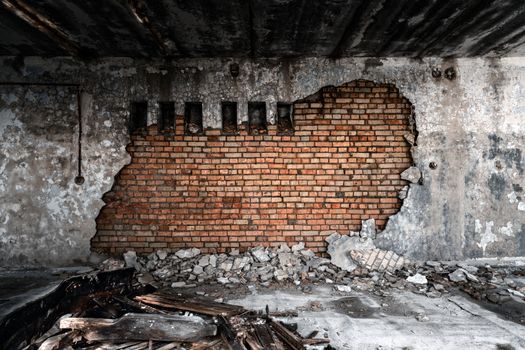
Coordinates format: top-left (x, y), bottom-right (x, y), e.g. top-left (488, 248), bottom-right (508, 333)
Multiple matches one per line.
top-left (217, 316), bottom-right (245, 350)
top-left (84, 342), bottom-right (143, 350)
top-left (156, 342), bottom-right (183, 350)
top-left (302, 338), bottom-right (330, 345)
top-left (254, 324), bottom-right (278, 350)
top-left (59, 313), bottom-right (216, 342)
top-left (153, 291), bottom-right (246, 317)
top-left (37, 331), bottom-right (75, 350)
top-left (243, 331), bottom-right (264, 350)
top-left (135, 293), bottom-right (245, 317)
top-left (112, 296), bottom-right (171, 315)
top-left (269, 320), bottom-right (305, 350)
top-left (190, 339), bottom-right (222, 350)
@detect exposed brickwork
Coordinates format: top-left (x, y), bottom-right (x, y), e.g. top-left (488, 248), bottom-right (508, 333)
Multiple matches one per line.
top-left (92, 80), bottom-right (414, 255)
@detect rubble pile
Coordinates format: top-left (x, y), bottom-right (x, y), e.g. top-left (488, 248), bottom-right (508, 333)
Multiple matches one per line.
top-left (399, 261), bottom-right (525, 305)
top-left (97, 220), bottom-right (525, 324)
top-left (100, 242), bottom-right (357, 289)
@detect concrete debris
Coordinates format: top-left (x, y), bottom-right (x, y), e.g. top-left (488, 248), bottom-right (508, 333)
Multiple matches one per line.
top-left (102, 244), bottom-right (370, 287)
top-left (99, 247), bottom-right (525, 316)
top-left (400, 166), bottom-right (421, 184)
top-left (359, 218), bottom-right (376, 239)
top-left (406, 273), bottom-right (428, 284)
top-left (122, 251), bottom-right (141, 271)
top-left (175, 248), bottom-right (200, 259)
top-left (98, 258), bottom-right (125, 271)
top-left (403, 133), bottom-right (416, 146)
top-left (325, 232), bottom-right (375, 272)
top-left (334, 285), bottom-right (352, 293)
top-left (250, 246), bottom-right (271, 263)
top-left (415, 312), bottom-right (429, 322)
top-left (448, 268), bottom-right (467, 282)
top-left (325, 226), bottom-right (408, 273)
top-left (349, 249), bottom-right (406, 273)
top-left (137, 272), bottom-right (155, 285)
top-left (156, 250), bottom-right (168, 260)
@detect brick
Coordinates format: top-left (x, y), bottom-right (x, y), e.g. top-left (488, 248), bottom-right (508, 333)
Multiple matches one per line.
top-left (92, 81), bottom-right (413, 255)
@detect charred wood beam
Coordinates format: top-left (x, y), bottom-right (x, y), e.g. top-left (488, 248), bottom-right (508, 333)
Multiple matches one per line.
top-left (127, 0), bottom-right (171, 56)
top-left (59, 313), bottom-right (217, 342)
top-left (1, 0), bottom-right (80, 56)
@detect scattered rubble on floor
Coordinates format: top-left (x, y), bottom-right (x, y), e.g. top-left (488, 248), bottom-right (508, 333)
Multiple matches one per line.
top-left (97, 237), bottom-right (525, 326)
top-left (101, 242), bottom-right (357, 289)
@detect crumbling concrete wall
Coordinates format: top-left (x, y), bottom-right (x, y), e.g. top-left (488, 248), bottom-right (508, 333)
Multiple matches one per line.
top-left (0, 56), bottom-right (524, 266)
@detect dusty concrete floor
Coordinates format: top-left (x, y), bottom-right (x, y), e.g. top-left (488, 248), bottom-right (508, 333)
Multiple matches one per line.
top-left (223, 285), bottom-right (525, 350)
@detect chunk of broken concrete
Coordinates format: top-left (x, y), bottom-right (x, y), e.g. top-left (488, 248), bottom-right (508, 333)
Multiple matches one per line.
top-left (291, 242), bottom-right (305, 253)
top-left (277, 243), bottom-right (291, 253)
top-left (404, 133), bottom-right (416, 146)
top-left (175, 248), bottom-right (200, 259)
top-left (137, 272), bottom-right (155, 285)
top-left (250, 246), bottom-right (271, 262)
top-left (448, 269), bottom-right (467, 282)
top-left (171, 281), bottom-right (186, 288)
top-left (406, 273), bottom-right (427, 284)
top-left (325, 232), bottom-right (374, 272)
top-left (400, 166), bottom-right (421, 184)
top-left (334, 285), bottom-right (352, 293)
top-left (123, 251), bottom-right (141, 270)
top-left (360, 218), bottom-right (376, 239)
top-left (156, 250), bottom-right (168, 260)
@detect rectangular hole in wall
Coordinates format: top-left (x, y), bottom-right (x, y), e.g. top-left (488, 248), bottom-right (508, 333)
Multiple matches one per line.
top-left (158, 101), bottom-right (175, 134)
top-left (221, 101), bottom-right (238, 134)
top-left (248, 102), bottom-right (267, 135)
top-left (129, 101), bottom-right (147, 134)
top-left (277, 102), bottom-right (293, 135)
top-left (184, 102), bottom-right (203, 135)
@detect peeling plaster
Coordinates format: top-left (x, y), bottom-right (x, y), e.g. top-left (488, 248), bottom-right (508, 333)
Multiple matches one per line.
top-left (476, 221), bottom-right (496, 254)
top-left (499, 222), bottom-right (514, 237)
top-left (0, 56), bottom-right (524, 265)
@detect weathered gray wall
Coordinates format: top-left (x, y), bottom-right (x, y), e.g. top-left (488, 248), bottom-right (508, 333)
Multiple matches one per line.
top-left (0, 56), bottom-right (524, 266)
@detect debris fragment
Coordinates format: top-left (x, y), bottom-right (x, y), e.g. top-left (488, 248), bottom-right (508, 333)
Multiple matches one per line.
top-left (400, 166), bottom-right (421, 183)
top-left (59, 313), bottom-right (217, 342)
top-left (449, 269), bottom-right (467, 282)
top-left (325, 224), bottom-right (408, 273)
top-left (406, 273), bottom-right (428, 285)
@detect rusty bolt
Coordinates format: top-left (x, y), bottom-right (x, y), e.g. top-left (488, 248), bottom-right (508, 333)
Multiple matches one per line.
top-left (444, 67), bottom-right (456, 80)
top-left (431, 68), bottom-right (442, 78)
top-left (74, 176), bottom-right (85, 185)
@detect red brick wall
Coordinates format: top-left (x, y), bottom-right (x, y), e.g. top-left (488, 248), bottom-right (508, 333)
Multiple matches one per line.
top-left (92, 80), bottom-right (413, 255)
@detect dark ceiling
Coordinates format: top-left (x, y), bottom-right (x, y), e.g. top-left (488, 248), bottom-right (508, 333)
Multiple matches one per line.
top-left (1, 0), bottom-right (525, 58)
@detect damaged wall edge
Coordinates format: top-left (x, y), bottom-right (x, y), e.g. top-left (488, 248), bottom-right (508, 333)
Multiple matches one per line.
top-left (0, 56), bottom-right (524, 266)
